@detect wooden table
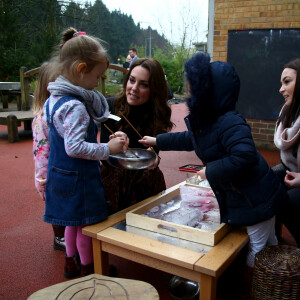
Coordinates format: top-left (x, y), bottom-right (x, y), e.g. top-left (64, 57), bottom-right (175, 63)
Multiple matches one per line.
top-left (0, 82), bottom-right (21, 110)
top-left (83, 182), bottom-right (249, 300)
top-left (0, 110), bottom-right (33, 142)
top-left (0, 82), bottom-right (33, 142)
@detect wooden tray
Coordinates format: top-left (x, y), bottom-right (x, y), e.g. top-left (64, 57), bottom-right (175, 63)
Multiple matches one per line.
top-left (126, 183), bottom-right (230, 246)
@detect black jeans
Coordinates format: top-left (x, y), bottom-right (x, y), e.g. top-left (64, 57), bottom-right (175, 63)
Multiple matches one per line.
top-left (272, 164), bottom-right (300, 246)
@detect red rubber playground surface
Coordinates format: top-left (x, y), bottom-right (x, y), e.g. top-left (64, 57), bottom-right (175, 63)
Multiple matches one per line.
top-left (0, 103), bottom-right (296, 300)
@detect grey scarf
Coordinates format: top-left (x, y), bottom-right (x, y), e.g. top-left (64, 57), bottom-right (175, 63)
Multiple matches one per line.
top-left (274, 104), bottom-right (300, 172)
top-left (47, 76), bottom-right (110, 122)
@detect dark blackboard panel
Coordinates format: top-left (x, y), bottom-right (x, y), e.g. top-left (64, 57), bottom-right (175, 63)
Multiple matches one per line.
top-left (227, 29), bottom-right (300, 120)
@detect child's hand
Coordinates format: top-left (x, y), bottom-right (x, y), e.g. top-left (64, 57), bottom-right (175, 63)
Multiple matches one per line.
top-left (108, 131), bottom-right (129, 154)
top-left (38, 187), bottom-right (45, 201)
top-left (139, 136), bottom-right (156, 147)
top-left (197, 167), bottom-right (206, 180)
top-left (284, 171), bottom-right (300, 188)
top-left (109, 131), bottom-right (129, 143)
top-left (108, 137), bottom-right (127, 154)
top-left (113, 131), bottom-right (129, 144)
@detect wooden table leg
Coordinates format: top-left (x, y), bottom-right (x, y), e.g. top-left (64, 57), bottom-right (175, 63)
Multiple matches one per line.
top-left (16, 94), bottom-right (21, 111)
top-left (7, 115), bottom-right (19, 143)
top-left (92, 238), bottom-right (109, 275)
top-left (199, 273), bottom-right (217, 300)
top-left (1, 92), bottom-right (8, 109)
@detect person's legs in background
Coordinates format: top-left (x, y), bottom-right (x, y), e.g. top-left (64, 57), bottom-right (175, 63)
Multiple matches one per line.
top-left (279, 187), bottom-right (300, 247)
top-left (272, 164), bottom-right (300, 246)
top-left (272, 164), bottom-right (288, 240)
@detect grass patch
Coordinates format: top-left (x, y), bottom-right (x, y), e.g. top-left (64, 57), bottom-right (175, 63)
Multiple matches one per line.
top-left (94, 82), bottom-right (123, 97)
top-left (104, 83), bottom-right (123, 97)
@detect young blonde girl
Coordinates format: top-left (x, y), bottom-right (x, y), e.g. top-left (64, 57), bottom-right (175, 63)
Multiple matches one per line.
top-left (43, 27), bottom-right (128, 278)
top-left (32, 59), bottom-right (66, 251)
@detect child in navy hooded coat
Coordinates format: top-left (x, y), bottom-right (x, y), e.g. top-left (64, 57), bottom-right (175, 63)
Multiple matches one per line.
top-left (139, 52), bottom-right (288, 267)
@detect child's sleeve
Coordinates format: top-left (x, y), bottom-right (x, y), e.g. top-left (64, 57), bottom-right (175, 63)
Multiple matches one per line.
top-left (57, 101), bottom-right (110, 161)
top-left (156, 131), bottom-right (194, 151)
top-left (206, 116), bottom-right (258, 184)
top-left (32, 111), bottom-right (49, 200)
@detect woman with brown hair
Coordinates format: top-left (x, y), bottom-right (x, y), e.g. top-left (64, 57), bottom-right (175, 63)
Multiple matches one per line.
top-left (100, 57), bottom-right (174, 215)
top-left (273, 57), bottom-right (300, 246)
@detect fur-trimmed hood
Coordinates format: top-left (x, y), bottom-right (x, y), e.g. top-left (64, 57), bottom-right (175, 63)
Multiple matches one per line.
top-left (185, 52), bottom-right (240, 126)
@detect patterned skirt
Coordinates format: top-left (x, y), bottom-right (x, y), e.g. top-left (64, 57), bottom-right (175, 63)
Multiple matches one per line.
top-left (101, 164), bottom-right (166, 215)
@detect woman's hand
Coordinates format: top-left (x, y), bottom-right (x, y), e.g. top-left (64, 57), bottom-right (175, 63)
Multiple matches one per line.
top-left (108, 131), bottom-right (129, 154)
top-left (148, 152), bottom-right (161, 170)
top-left (197, 167), bottom-right (206, 180)
top-left (139, 136), bottom-right (157, 147)
top-left (284, 171), bottom-right (300, 188)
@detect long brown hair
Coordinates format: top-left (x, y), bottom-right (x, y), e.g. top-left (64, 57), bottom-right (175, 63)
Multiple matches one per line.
top-left (278, 58), bottom-right (300, 128)
top-left (114, 57), bottom-right (173, 136)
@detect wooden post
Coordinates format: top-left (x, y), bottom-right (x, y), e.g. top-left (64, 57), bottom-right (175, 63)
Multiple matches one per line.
top-left (20, 66), bottom-right (30, 111)
top-left (0, 92), bottom-right (8, 109)
top-left (99, 75), bottom-right (106, 95)
top-left (16, 93), bottom-right (21, 111)
top-left (7, 115), bottom-right (19, 143)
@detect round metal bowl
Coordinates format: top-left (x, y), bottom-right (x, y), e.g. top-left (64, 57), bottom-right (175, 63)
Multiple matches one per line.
top-left (107, 148), bottom-right (157, 170)
top-left (168, 276), bottom-right (200, 300)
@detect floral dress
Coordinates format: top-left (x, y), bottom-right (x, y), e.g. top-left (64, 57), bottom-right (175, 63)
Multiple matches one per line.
top-left (32, 109), bottom-right (50, 199)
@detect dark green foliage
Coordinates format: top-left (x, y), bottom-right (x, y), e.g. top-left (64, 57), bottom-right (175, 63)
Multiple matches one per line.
top-left (84, 0), bottom-right (112, 45)
top-left (0, 0), bottom-right (61, 80)
top-left (108, 10), bottom-right (139, 62)
top-left (161, 59), bottom-right (184, 94)
top-left (0, 0), bottom-right (25, 80)
top-left (0, 0), bottom-right (172, 80)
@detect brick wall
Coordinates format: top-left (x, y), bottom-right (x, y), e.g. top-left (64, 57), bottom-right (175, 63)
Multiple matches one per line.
top-left (246, 118), bottom-right (277, 150)
top-left (213, 0), bottom-right (300, 62)
top-left (213, 0), bottom-right (300, 150)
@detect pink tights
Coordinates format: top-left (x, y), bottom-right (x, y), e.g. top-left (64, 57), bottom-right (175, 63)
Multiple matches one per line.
top-left (65, 226), bottom-right (93, 265)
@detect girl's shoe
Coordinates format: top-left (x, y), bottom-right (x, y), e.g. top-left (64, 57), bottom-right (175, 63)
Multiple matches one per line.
top-left (64, 255), bottom-right (81, 278)
top-left (81, 263), bottom-right (94, 277)
top-left (53, 236), bottom-right (66, 251)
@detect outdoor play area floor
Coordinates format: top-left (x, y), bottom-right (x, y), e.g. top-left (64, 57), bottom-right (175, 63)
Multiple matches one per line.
top-left (0, 103), bottom-right (296, 300)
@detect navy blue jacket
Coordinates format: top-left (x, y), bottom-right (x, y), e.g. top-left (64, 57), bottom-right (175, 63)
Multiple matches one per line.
top-left (156, 54), bottom-right (287, 226)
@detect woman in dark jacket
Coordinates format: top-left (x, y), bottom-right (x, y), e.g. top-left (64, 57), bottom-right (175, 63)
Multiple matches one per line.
top-left (140, 52), bottom-right (288, 268)
top-left (100, 58), bottom-right (173, 215)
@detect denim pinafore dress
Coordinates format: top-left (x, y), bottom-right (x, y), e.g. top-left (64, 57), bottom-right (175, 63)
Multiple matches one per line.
top-left (43, 96), bottom-right (108, 226)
